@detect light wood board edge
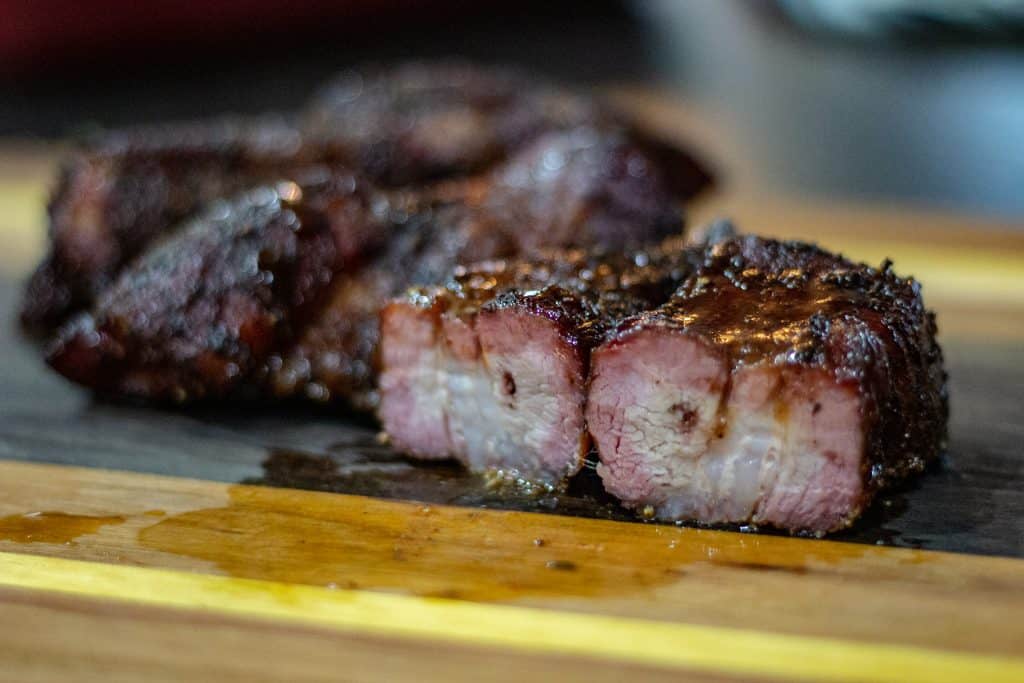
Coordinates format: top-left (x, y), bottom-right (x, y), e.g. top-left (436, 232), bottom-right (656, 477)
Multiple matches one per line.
top-left (0, 551), bottom-right (1021, 683)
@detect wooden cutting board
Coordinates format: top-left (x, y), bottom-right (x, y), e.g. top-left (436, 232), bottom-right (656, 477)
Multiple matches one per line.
top-left (1, 123), bottom-right (1023, 681)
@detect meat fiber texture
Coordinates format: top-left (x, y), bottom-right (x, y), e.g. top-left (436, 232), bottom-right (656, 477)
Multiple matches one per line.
top-left (23, 60), bottom-right (711, 334)
top-left (379, 229), bottom-right (947, 533)
top-left (379, 237), bottom-right (694, 486)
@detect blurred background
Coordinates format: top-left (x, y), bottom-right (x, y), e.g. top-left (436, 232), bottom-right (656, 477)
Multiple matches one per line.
top-left (2, 0), bottom-right (1024, 218)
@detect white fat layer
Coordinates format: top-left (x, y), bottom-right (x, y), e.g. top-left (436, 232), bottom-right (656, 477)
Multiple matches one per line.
top-left (378, 309), bottom-right (451, 459)
top-left (460, 316), bottom-right (584, 482)
top-left (656, 369), bottom-right (786, 522)
top-left (383, 306), bottom-right (585, 483)
top-left (593, 332), bottom-right (863, 531)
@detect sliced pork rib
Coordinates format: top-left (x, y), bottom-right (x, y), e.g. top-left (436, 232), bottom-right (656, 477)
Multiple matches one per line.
top-left (379, 229), bottom-right (946, 531)
top-left (378, 238), bottom-right (696, 485)
top-left (587, 235), bottom-right (947, 534)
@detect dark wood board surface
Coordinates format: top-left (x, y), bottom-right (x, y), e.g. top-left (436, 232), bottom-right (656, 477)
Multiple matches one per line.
top-left (3, 274), bottom-right (1022, 558)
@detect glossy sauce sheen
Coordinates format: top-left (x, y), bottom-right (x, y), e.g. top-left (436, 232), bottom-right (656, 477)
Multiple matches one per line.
top-left (609, 235), bottom-right (948, 493)
top-left (405, 235), bottom-right (697, 351)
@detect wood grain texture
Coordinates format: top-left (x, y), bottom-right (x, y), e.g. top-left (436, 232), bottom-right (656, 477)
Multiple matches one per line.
top-left (3, 551), bottom-right (1022, 683)
top-left (0, 585), bottom-right (753, 683)
top-left (1, 460), bottom-right (1023, 666)
top-left (0, 584), bottom-right (740, 683)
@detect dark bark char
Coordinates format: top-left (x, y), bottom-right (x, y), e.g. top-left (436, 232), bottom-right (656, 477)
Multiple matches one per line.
top-left (588, 234), bottom-right (948, 534)
top-left (46, 180), bottom-right (344, 401)
top-left (25, 61), bottom-right (712, 335)
top-left (22, 117), bottom-right (329, 331)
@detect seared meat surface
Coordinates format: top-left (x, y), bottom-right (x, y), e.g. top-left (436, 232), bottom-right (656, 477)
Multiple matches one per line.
top-left (380, 228), bottom-right (947, 533)
top-left (46, 176), bottom-right (352, 400)
top-left (589, 234), bottom-right (947, 534)
top-left (22, 117), bottom-right (324, 331)
top-left (24, 61), bottom-right (711, 334)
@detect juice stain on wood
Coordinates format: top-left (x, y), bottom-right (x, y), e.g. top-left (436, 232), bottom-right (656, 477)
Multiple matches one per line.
top-left (252, 447), bottom-right (631, 522)
top-left (248, 447), bottom-right (922, 548)
top-left (137, 482), bottom-right (920, 602)
top-left (0, 511), bottom-right (126, 544)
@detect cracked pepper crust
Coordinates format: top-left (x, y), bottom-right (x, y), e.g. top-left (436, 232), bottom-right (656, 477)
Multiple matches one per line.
top-left (607, 235), bottom-right (947, 497)
top-left (381, 229), bottom-right (947, 532)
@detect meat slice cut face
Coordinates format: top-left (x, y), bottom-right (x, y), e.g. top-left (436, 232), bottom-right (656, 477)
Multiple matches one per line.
top-left (378, 239), bottom-right (696, 485)
top-left (586, 235), bottom-right (947, 534)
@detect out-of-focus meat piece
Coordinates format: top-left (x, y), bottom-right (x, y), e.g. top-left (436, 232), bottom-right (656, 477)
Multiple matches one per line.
top-left (45, 177), bottom-right (366, 401)
top-left (21, 117), bottom-right (327, 331)
top-left (378, 239), bottom-right (695, 485)
top-left (305, 61), bottom-right (596, 185)
top-left (24, 61), bottom-right (713, 337)
top-left (587, 235), bottom-right (947, 534)
top-left (307, 61), bottom-right (713, 194)
top-left (44, 125), bottom-right (689, 408)
top-left (479, 129), bottom-right (682, 252)
top-left (263, 128), bottom-right (690, 411)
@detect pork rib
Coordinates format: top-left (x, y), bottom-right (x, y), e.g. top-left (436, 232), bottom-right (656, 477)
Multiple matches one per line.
top-left (379, 229), bottom-right (947, 532)
top-left (22, 117), bottom-right (324, 331)
top-left (587, 234), bottom-right (947, 534)
top-left (45, 175), bottom-right (356, 400)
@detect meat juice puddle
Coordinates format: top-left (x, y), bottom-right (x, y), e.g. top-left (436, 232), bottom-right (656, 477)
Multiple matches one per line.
top-left (0, 443), bottom-right (929, 601)
top-left (251, 445), bottom-right (927, 549)
top-left (129, 447), bottom-right (932, 602)
top-left (0, 511), bottom-right (127, 544)
top-left (251, 447), bottom-right (633, 522)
